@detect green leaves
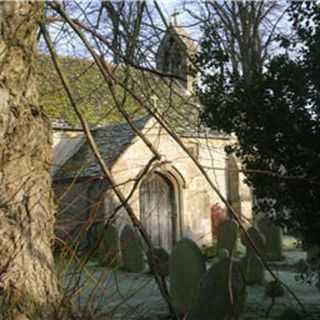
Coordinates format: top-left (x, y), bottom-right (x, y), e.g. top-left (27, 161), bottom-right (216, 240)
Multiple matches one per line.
top-left (198, 1), bottom-right (320, 246)
top-left (37, 55), bottom-right (146, 127)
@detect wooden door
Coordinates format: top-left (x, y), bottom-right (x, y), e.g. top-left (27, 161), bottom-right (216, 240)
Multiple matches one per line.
top-left (140, 172), bottom-right (176, 251)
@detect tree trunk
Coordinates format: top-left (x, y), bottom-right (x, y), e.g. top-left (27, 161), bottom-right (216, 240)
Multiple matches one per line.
top-left (0, 2), bottom-right (61, 319)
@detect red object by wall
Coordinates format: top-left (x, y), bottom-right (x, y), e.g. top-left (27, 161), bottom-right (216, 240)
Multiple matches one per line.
top-left (211, 203), bottom-right (226, 237)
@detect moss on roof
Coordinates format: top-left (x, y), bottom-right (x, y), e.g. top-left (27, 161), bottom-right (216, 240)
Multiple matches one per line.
top-left (37, 54), bottom-right (204, 132)
top-left (55, 117), bottom-right (151, 179)
top-left (37, 55), bottom-right (145, 126)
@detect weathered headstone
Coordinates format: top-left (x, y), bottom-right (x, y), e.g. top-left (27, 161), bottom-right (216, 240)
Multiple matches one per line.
top-left (243, 227), bottom-right (266, 257)
top-left (147, 247), bottom-right (170, 277)
top-left (87, 223), bottom-right (106, 258)
top-left (217, 219), bottom-right (239, 256)
top-left (265, 280), bottom-right (285, 299)
top-left (189, 251), bottom-right (246, 320)
top-left (86, 223), bottom-right (102, 256)
top-left (97, 224), bottom-right (120, 267)
top-left (241, 254), bottom-right (265, 285)
top-left (258, 217), bottom-right (283, 261)
top-left (169, 238), bottom-right (206, 315)
top-left (241, 227), bottom-right (266, 285)
top-left (120, 224), bottom-right (145, 273)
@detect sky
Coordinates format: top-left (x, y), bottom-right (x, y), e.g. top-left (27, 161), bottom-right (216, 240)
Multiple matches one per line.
top-left (44, 0), bottom-right (200, 59)
top-left (43, 0), bottom-right (290, 65)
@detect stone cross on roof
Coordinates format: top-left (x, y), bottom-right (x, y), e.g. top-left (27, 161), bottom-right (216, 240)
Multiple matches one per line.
top-left (171, 9), bottom-right (181, 26)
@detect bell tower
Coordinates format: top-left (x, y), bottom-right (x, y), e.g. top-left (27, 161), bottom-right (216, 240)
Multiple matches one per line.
top-left (156, 14), bottom-right (197, 93)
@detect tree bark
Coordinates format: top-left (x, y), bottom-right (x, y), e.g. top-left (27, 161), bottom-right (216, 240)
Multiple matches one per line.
top-left (0, 1), bottom-right (61, 319)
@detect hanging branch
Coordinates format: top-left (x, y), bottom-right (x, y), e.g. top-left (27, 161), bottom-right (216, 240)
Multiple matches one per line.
top-left (40, 22), bottom-right (178, 320)
top-left (47, 1), bottom-right (307, 315)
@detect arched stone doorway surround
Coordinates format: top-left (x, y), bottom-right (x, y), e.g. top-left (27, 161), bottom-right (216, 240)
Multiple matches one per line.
top-left (139, 165), bottom-right (185, 251)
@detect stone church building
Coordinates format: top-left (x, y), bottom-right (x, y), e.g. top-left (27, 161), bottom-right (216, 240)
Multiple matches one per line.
top-left (52, 24), bottom-right (252, 252)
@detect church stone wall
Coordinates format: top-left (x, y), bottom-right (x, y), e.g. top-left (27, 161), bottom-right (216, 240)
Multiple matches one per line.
top-left (53, 120), bottom-right (253, 249)
top-left (102, 120), bottom-right (250, 247)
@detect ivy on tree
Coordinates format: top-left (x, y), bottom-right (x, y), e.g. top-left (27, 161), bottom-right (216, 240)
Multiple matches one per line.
top-left (198, 1), bottom-right (320, 247)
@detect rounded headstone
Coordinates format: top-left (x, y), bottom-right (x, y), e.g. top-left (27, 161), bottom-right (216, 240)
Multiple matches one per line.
top-left (265, 280), bottom-right (284, 298)
top-left (87, 223), bottom-right (104, 256)
top-left (98, 224), bottom-right (120, 267)
top-left (169, 238), bottom-right (206, 314)
top-left (120, 224), bottom-right (145, 273)
top-left (217, 219), bottom-right (239, 256)
top-left (243, 227), bottom-right (266, 257)
top-left (241, 227), bottom-right (266, 285)
top-left (241, 254), bottom-right (265, 285)
top-left (258, 217), bottom-right (283, 261)
top-left (189, 257), bottom-right (246, 320)
top-left (147, 247), bottom-right (170, 277)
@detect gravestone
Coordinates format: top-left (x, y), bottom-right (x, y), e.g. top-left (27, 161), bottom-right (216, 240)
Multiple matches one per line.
top-left (265, 280), bottom-right (285, 299)
top-left (258, 217), bottom-right (283, 261)
top-left (97, 224), bottom-right (120, 267)
top-left (189, 251), bottom-right (246, 320)
top-left (217, 219), bottom-right (239, 256)
top-left (169, 238), bottom-right (206, 315)
top-left (147, 247), bottom-right (170, 277)
top-left (120, 224), bottom-right (145, 273)
top-left (241, 254), bottom-right (265, 285)
top-left (87, 223), bottom-right (104, 256)
top-left (243, 227), bottom-right (266, 257)
top-left (241, 227), bottom-right (266, 285)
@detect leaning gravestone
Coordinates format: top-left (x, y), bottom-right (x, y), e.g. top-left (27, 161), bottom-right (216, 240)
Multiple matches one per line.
top-left (120, 224), bottom-right (145, 273)
top-left (97, 224), bottom-right (120, 267)
top-left (147, 247), bottom-right (170, 277)
top-left (242, 254), bottom-right (265, 285)
top-left (241, 227), bottom-right (266, 285)
top-left (258, 217), bottom-right (283, 261)
top-left (217, 219), bottom-right (239, 256)
top-left (189, 249), bottom-right (246, 320)
top-left (87, 223), bottom-right (104, 256)
top-left (243, 226), bottom-right (266, 257)
top-left (169, 238), bottom-right (206, 315)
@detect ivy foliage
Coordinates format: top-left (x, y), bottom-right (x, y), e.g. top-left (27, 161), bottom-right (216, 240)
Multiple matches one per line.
top-left (198, 2), bottom-right (320, 245)
top-left (37, 55), bottom-right (197, 131)
top-left (36, 55), bottom-right (150, 126)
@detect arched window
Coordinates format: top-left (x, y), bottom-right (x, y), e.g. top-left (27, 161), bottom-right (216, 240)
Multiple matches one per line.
top-left (139, 172), bottom-right (178, 251)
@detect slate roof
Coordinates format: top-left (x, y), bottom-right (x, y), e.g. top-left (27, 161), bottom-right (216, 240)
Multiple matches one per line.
top-left (53, 114), bottom-right (229, 180)
top-left (52, 25), bottom-right (227, 180)
top-left (54, 116), bottom-right (150, 180)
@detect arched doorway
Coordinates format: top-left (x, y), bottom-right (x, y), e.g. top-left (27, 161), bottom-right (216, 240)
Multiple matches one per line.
top-left (139, 172), bottom-right (178, 251)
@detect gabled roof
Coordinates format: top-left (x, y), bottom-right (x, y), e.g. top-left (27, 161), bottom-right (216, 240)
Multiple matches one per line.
top-left (51, 133), bottom-right (84, 176)
top-left (54, 116), bottom-right (150, 180)
top-left (53, 114), bottom-right (229, 180)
